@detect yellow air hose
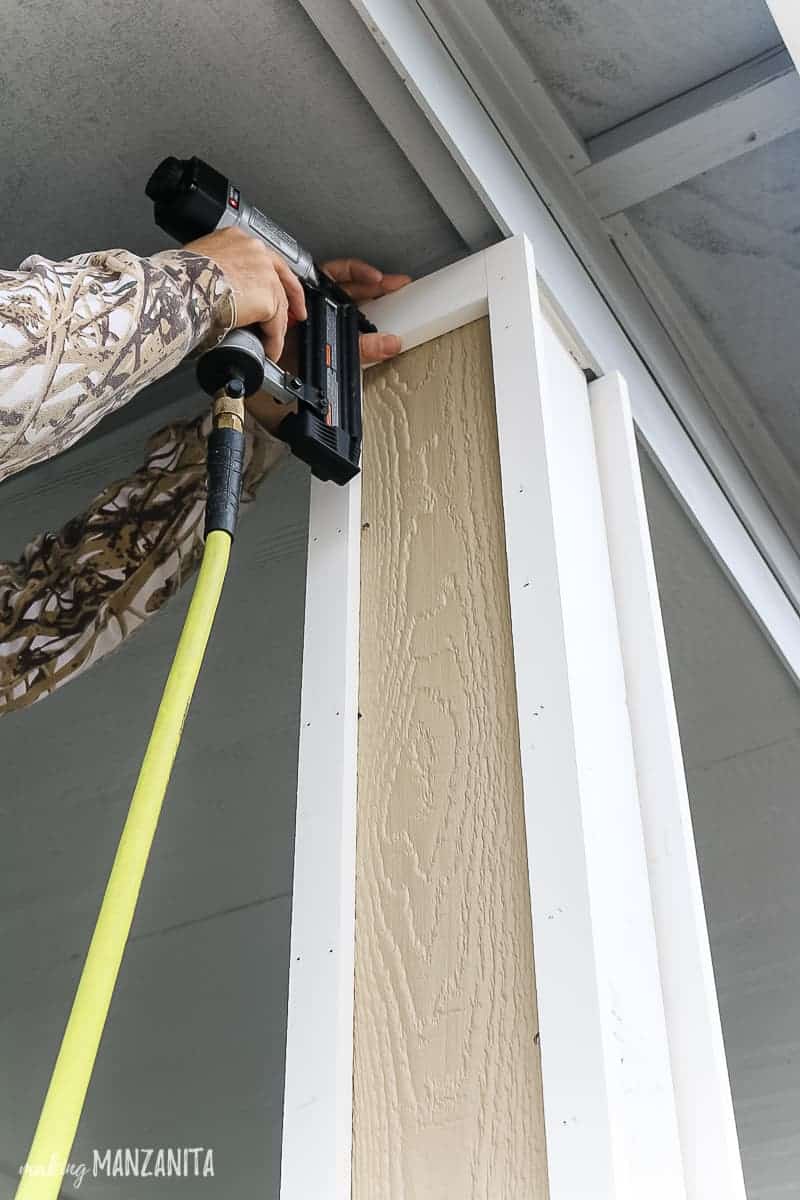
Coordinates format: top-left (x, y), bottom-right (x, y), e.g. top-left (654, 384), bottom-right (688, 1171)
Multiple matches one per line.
top-left (16, 386), bottom-right (246, 1200)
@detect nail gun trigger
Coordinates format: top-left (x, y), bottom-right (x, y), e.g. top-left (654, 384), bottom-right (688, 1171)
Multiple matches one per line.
top-left (261, 359), bottom-right (306, 407)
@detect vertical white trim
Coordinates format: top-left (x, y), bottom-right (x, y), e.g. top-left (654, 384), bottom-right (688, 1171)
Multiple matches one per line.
top-left (485, 237), bottom-right (685, 1198)
top-left (589, 373), bottom-right (746, 1200)
top-left (280, 474), bottom-right (361, 1200)
top-left (361, 248), bottom-right (489, 349)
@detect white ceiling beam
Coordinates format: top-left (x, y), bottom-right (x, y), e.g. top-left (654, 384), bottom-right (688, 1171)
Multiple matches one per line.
top-left (578, 49), bottom-right (800, 216)
top-left (417, 0), bottom-right (590, 171)
top-left (765, 0), bottom-right (800, 75)
top-left (578, 48), bottom-right (796, 218)
top-left (296, 0), bottom-right (497, 251)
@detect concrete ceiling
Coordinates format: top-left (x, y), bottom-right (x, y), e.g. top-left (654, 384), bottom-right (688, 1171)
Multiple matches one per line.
top-left (642, 450), bottom-right (800, 1200)
top-left (0, 0), bottom-right (467, 278)
top-left (629, 132), bottom-right (800, 477)
top-left (487, 0), bottom-right (781, 137)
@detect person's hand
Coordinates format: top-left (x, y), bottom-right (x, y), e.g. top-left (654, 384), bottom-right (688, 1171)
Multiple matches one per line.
top-left (248, 258), bottom-right (411, 434)
top-left (186, 227), bottom-right (307, 363)
top-left (321, 258), bottom-right (411, 364)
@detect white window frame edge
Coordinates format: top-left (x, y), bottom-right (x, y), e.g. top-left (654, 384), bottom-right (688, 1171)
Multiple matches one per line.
top-left (339, 0), bottom-right (800, 688)
top-left (280, 235), bottom-right (739, 1197)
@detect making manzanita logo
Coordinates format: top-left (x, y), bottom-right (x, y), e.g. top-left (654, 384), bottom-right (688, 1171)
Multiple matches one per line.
top-left (19, 1147), bottom-right (215, 1187)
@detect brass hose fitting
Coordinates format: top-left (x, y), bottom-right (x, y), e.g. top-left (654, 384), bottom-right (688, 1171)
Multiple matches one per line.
top-left (212, 384), bottom-right (246, 434)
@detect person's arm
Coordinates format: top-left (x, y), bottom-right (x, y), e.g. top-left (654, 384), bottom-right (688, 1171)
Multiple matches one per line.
top-left (0, 230), bottom-right (310, 713)
top-left (0, 408), bottom-right (286, 715)
top-left (0, 228), bottom-right (310, 485)
top-left (0, 248), bottom-right (237, 482)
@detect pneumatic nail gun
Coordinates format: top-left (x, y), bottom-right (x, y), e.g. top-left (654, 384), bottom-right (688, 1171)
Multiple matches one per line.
top-left (146, 155), bottom-right (375, 484)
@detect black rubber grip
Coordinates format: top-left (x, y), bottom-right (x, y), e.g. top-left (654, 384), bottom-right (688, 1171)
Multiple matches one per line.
top-left (205, 427), bottom-right (246, 539)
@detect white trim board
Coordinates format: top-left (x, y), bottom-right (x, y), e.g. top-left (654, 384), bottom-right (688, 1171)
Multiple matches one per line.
top-left (345, 0), bottom-right (800, 687)
top-left (577, 49), bottom-right (800, 217)
top-left (487, 237), bottom-right (685, 1198)
top-left (365, 237), bottom-right (571, 364)
top-left (590, 373), bottom-right (746, 1200)
top-left (280, 474), bottom-right (361, 1200)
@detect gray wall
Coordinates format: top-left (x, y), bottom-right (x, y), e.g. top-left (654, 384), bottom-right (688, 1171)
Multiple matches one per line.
top-left (0, 386), bottom-right (309, 1198)
top-left (642, 452), bottom-right (800, 1200)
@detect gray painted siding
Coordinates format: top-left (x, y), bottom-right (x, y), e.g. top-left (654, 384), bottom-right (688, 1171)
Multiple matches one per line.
top-left (642, 451), bottom-right (800, 1200)
top-left (0, 387), bottom-right (309, 1198)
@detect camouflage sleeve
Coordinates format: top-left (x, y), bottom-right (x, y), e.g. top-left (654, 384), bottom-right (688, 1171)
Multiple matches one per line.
top-left (0, 411), bottom-right (288, 715)
top-left (0, 246), bottom-right (236, 483)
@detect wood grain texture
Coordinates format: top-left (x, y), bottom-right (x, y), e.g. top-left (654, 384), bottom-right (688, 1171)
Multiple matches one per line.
top-left (353, 319), bottom-right (548, 1200)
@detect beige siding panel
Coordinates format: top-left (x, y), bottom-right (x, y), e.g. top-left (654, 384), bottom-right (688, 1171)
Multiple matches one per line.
top-left (354, 318), bottom-right (549, 1199)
